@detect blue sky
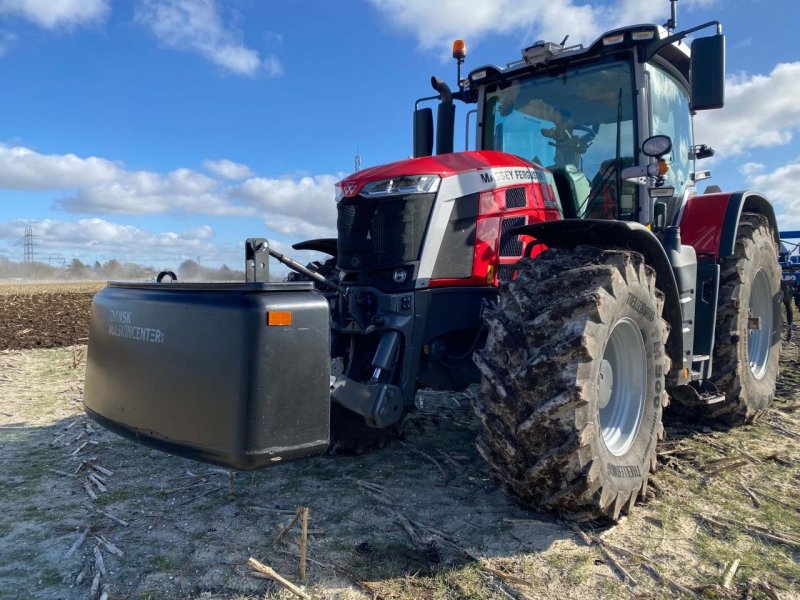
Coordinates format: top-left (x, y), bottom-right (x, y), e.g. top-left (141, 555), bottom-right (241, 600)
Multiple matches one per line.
top-left (0, 0), bottom-right (798, 269)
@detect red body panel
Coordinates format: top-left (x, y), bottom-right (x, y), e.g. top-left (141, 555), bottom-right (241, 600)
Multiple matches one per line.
top-left (338, 151), bottom-right (536, 198)
top-left (337, 150), bottom-right (561, 288)
top-left (429, 179), bottom-right (560, 288)
top-left (679, 192), bottom-right (733, 259)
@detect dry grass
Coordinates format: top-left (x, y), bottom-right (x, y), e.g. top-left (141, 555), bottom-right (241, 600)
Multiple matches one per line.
top-left (0, 281), bottom-right (106, 296)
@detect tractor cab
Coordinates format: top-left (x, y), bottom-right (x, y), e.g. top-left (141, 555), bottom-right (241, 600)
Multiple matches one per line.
top-left (415, 21), bottom-right (725, 232)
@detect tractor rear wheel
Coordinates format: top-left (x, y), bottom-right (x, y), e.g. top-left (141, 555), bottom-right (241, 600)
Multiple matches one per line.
top-left (472, 246), bottom-right (669, 521)
top-left (706, 213), bottom-right (781, 424)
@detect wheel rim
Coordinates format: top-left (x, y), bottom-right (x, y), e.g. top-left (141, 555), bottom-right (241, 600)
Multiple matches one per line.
top-left (598, 317), bottom-right (647, 456)
top-left (748, 268), bottom-right (773, 380)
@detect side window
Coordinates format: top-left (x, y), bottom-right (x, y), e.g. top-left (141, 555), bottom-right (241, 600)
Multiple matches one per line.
top-left (647, 64), bottom-right (693, 199)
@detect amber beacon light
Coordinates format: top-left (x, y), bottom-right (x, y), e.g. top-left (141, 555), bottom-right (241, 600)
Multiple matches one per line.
top-left (452, 39), bottom-right (467, 61)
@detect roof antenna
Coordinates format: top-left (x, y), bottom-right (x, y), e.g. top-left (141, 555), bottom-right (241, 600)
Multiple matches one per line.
top-left (559, 34), bottom-right (569, 47)
top-left (664, 0), bottom-right (678, 33)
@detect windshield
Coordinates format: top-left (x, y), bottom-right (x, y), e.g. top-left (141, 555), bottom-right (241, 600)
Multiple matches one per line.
top-left (482, 59), bottom-right (637, 220)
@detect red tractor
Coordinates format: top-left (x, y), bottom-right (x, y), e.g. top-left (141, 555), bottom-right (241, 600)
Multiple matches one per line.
top-left (84, 5), bottom-right (781, 521)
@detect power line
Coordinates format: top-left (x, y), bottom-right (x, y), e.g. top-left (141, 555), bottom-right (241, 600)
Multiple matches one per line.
top-left (44, 255), bottom-right (65, 267)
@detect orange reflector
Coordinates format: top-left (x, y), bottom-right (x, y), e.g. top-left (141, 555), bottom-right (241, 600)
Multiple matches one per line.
top-left (657, 159), bottom-right (669, 176)
top-left (267, 311), bottom-right (293, 326)
top-left (452, 39), bottom-right (467, 60)
top-left (486, 264), bottom-right (495, 284)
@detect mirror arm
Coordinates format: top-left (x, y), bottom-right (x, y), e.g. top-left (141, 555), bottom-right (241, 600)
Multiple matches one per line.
top-left (638, 20), bottom-right (722, 62)
top-left (621, 165), bottom-right (649, 182)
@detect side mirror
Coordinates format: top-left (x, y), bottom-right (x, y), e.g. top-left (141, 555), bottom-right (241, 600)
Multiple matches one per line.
top-left (691, 34), bottom-right (725, 111)
top-left (413, 108), bottom-right (434, 158)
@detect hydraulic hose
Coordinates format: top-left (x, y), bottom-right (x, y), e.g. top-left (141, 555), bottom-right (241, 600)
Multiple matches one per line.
top-left (267, 247), bottom-right (346, 295)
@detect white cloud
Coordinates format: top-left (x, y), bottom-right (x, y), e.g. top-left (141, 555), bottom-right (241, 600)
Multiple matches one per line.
top-left (739, 162), bottom-right (764, 177)
top-left (202, 158), bottom-right (254, 180)
top-left (0, 144), bottom-right (340, 239)
top-left (135, 0), bottom-right (281, 77)
top-left (0, 217), bottom-right (235, 265)
top-left (60, 169), bottom-right (255, 217)
top-left (231, 175), bottom-right (339, 239)
top-left (369, 0), bottom-right (680, 57)
top-left (0, 0), bottom-right (109, 29)
top-left (0, 144), bottom-right (254, 216)
top-left (695, 63), bottom-right (800, 157)
top-left (742, 159), bottom-right (800, 230)
top-left (0, 145), bottom-right (120, 189)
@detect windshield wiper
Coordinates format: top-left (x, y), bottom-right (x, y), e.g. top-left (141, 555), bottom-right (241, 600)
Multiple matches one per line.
top-left (585, 88), bottom-right (624, 219)
top-left (614, 87), bottom-right (623, 220)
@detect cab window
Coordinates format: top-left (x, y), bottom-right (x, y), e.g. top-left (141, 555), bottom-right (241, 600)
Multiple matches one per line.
top-left (647, 63), bottom-right (693, 202)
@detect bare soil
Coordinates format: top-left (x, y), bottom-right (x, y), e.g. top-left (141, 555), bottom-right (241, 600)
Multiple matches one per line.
top-left (0, 291), bottom-right (798, 599)
top-left (0, 282), bottom-right (104, 350)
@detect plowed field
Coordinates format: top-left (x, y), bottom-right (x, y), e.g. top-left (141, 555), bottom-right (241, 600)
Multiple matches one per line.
top-left (0, 282), bottom-right (105, 350)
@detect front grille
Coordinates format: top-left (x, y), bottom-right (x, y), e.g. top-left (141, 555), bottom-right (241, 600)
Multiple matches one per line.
top-left (505, 186), bottom-right (527, 208)
top-left (337, 193), bottom-right (436, 270)
top-left (499, 217), bottom-right (525, 257)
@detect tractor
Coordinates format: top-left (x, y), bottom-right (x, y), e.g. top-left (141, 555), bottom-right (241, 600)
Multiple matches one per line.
top-left (84, 2), bottom-right (782, 521)
top-left (779, 231), bottom-right (800, 340)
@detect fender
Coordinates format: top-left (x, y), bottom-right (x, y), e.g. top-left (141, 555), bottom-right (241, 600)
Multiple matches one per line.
top-left (513, 220), bottom-right (685, 383)
top-left (680, 191), bottom-right (779, 259)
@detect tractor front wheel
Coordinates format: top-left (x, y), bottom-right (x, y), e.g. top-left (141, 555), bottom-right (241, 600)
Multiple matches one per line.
top-left (472, 246), bottom-right (669, 521)
top-left (706, 213), bottom-right (781, 424)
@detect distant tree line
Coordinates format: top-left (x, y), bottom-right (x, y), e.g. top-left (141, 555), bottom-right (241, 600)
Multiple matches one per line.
top-left (0, 257), bottom-right (246, 282)
top-left (175, 260), bottom-right (246, 281)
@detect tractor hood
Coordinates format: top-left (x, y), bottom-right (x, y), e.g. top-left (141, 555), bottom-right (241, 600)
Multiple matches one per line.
top-left (337, 150), bottom-right (536, 198)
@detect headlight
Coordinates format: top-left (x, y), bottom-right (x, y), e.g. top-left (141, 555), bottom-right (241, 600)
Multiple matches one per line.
top-left (360, 174), bottom-right (441, 197)
top-left (334, 182), bottom-right (344, 202)
top-left (642, 135), bottom-right (672, 158)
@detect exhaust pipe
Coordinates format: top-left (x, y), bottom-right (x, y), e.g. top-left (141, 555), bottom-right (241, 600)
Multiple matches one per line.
top-left (430, 77), bottom-right (455, 155)
top-left (431, 77), bottom-right (453, 104)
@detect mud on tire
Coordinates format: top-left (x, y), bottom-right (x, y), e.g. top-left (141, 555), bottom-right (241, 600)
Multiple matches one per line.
top-left (706, 213), bottom-right (781, 425)
top-left (472, 246), bottom-right (669, 521)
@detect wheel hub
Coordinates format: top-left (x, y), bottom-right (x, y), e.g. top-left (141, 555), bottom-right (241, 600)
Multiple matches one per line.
top-left (598, 317), bottom-right (647, 456)
top-left (747, 268), bottom-right (773, 380)
top-left (598, 360), bottom-right (613, 409)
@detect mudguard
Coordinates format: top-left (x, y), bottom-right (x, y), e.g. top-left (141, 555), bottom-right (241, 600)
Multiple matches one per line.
top-left (680, 191), bottom-right (778, 259)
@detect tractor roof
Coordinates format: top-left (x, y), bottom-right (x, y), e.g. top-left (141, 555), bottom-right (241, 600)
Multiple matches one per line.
top-left (467, 24), bottom-right (691, 89)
